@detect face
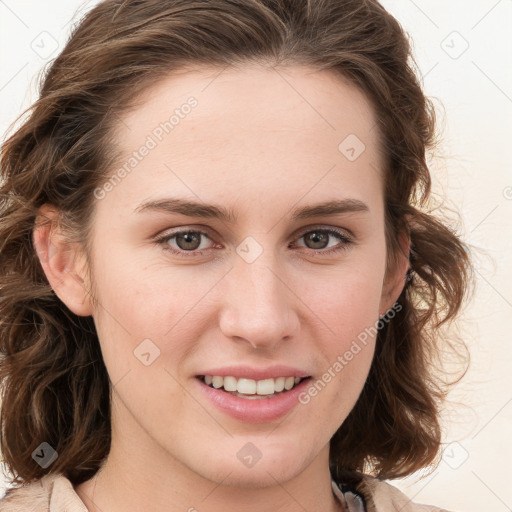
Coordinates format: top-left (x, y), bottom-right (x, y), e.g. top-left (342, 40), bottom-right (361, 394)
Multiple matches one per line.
top-left (56, 64), bottom-right (404, 488)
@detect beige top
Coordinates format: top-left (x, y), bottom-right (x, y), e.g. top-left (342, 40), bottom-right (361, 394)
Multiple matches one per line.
top-left (0, 472), bottom-right (454, 512)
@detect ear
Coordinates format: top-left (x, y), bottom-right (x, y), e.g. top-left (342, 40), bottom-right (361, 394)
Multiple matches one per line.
top-left (32, 204), bottom-right (94, 317)
top-left (379, 226), bottom-right (411, 317)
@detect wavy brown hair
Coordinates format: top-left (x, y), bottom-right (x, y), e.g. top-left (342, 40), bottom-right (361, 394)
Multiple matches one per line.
top-left (0, 0), bottom-right (473, 488)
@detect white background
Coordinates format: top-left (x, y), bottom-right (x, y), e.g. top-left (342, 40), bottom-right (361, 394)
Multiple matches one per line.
top-left (1, 1), bottom-right (511, 511)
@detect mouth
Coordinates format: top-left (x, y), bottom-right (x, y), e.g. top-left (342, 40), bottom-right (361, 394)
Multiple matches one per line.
top-left (197, 375), bottom-right (312, 399)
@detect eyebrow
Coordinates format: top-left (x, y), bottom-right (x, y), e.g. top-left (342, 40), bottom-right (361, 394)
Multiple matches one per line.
top-left (134, 197), bottom-right (370, 222)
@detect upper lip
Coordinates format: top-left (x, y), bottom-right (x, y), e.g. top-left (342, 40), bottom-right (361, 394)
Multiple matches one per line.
top-left (197, 365), bottom-right (311, 381)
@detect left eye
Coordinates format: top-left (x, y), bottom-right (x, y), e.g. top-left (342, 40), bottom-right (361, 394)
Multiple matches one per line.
top-left (155, 227), bottom-right (353, 257)
top-left (292, 228), bottom-right (353, 252)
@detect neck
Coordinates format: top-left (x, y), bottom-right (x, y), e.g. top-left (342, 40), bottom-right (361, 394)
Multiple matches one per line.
top-left (76, 451), bottom-right (342, 512)
top-left (74, 393), bottom-right (343, 512)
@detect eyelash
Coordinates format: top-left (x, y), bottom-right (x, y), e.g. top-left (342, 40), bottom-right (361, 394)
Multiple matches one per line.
top-left (154, 226), bottom-right (354, 258)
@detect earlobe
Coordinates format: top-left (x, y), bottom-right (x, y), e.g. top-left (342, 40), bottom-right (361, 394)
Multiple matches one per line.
top-left (32, 204), bottom-right (93, 317)
top-left (379, 228), bottom-right (411, 317)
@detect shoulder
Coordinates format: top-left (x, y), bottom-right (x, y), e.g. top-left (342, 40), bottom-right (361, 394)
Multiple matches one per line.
top-left (358, 474), bottom-right (456, 512)
top-left (1, 471), bottom-right (457, 512)
top-left (0, 473), bottom-right (88, 512)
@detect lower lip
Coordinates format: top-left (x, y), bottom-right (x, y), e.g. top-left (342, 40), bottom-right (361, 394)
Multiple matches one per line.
top-left (195, 377), bottom-right (312, 423)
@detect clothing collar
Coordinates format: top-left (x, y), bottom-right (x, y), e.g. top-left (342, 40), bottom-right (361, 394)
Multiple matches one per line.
top-left (331, 470), bottom-right (377, 512)
top-left (3, 470), bottom-right (379, 512)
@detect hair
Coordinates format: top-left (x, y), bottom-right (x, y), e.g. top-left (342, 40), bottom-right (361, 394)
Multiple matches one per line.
top-left (0, 0), bottom-right (473, 488)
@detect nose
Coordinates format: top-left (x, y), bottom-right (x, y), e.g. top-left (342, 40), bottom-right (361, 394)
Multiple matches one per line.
top-left (218, 252), bottom-right (300, 351)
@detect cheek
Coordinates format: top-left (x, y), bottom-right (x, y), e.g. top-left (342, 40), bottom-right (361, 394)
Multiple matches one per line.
top-left (297, 272), bottom-right (381, 424)
top-left (88, 248), bottom-right (223, 382)
top-left (297, 258), bottom-right (385, 398)
top-left (303, 262), bottom-right (385, 340)
top-left (89, 238), bottom-right (195, 332)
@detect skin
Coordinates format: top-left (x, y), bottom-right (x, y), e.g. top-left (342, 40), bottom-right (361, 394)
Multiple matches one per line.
top-left (34, 63), bottom-right (409, 512)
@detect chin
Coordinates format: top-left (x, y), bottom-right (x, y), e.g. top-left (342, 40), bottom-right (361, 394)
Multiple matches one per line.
top-left (210, 463), bottom-right (305, 489)
top-left (185, 444), bottom-right (309, 489)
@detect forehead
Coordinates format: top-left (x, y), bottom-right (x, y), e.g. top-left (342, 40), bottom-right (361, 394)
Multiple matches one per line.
top-left (119, 63), bottom-right (379, 143)
top-left (104, 63), bottom-right (384, 214)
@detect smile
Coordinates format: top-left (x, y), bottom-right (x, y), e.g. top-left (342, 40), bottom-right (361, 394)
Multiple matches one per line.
top-left (195, 375), bottom-right (313, 422)
top-left (199, 375), bottom-right (309, 398)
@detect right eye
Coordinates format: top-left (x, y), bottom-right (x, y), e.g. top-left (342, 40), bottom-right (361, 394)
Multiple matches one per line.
top-left (154, 229), bottom-right (216, 257)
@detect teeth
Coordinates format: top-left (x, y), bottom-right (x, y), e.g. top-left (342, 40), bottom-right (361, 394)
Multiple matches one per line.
top-left (237, 378), bottom-right (257, 394)
top-left (284, 377), bottom-right (295, 390)
top-left (201, 375), bottom-right (306, 395)
top-left (256, 378), bottom-right (274, 395)
top-left (212, 376), bottom-right (223, 389)
top-left (274, 377), bottom-right (285, 392)
top-left (223, 376), bottom-right (237, 392)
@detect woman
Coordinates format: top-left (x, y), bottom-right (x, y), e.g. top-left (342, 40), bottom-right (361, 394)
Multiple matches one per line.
top-left (0, 1), bottom-right (473, 511)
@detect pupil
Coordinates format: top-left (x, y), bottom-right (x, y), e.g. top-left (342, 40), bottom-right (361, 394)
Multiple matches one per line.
top-left (306, 231), bottom-right (327, 249)
top-left (177, 232), bottom-right (200, 250)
